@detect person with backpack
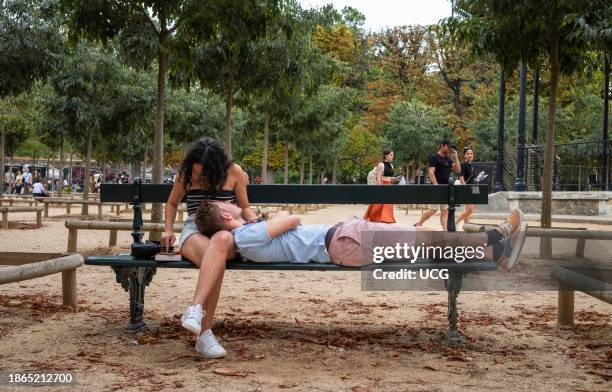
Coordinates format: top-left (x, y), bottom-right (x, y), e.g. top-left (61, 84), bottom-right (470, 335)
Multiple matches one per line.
top-left (364, 148), bottom-right (400, 223)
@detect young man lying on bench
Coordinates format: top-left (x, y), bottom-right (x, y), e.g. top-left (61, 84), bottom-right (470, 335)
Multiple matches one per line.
top-left (181, 200), bottom-right (527, 336)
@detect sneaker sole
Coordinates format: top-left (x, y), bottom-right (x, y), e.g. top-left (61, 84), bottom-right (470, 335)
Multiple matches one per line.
top-left (182, 320), bottom-right (201, 336)
top-left (200, 350), bottom-right (227, 359)
top-left (195, 343), bottom-right (227, 358)
top-left (506, 221), bottom-right (528, 271)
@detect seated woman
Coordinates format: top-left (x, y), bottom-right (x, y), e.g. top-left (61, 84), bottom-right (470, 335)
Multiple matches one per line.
top-left (160, 137), bottom-right (257, 358)
top-left (195, 200), bottom-right (527, 272)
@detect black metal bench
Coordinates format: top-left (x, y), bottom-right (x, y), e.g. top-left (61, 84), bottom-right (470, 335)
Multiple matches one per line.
top-left (86, 181), bottom-right (491, 347)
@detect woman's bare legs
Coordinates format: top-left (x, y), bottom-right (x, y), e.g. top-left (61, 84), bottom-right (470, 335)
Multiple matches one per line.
top-left (456, 204), bottom-right (474, 225)
top-left (181, 230), bottom-right (235, 331)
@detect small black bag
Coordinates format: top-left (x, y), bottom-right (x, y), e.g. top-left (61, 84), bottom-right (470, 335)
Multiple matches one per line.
top-left (131, 240), bottom-right (173, 259)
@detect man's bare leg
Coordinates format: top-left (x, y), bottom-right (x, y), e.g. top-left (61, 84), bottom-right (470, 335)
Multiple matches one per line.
top-left (440, 209), bottom-right (448, 230)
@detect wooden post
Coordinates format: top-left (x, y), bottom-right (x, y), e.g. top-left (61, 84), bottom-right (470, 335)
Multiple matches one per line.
top-left (109, 229), bottom-right (117, 247)
top-left (66, 204), bottom-right (71, 215)
top-left (98, 203), bottom-right (102, 218)
top-left (67, 228), bottom-right (77, 253)
top-left (558, 287), bottom-right (575, 326)
top-left (178, 210), bottom-right (184, 222)
top-left (1, 211), bottom-right (7, 229)
top-left (116, 205), bottom-right (120, 217)
top-left (575, 239), bottom-right (586, 258)
top-left (36, 210), bottom-right (42, 226)
top-left (44, 202), bottom-right (49, 217)
top-left (61, 269), bottom-right (77, 306)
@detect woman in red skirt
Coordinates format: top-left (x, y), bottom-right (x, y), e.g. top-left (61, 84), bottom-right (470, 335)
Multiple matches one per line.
top-left (364, 148), bottom-right (399, 223)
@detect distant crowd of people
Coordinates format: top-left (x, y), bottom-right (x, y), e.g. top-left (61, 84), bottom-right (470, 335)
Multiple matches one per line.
top-left (2, 167), bottom-right (137, 196)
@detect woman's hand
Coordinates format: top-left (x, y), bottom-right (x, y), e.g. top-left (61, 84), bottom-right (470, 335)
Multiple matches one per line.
top-left (160, 230), bottom-right (176, 252)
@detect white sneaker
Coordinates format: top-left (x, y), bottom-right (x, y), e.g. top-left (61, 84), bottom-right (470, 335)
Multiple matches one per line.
top-left (181, 304), bottom-right (204, 335)
top-left (195, 329), bottom-right (227, 358)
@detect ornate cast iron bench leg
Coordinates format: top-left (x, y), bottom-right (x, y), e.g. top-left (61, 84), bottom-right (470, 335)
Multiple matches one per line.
top-left (446, 272), bottom-right (464, 348)
top-left (112, 266), bottom-right (157, 333)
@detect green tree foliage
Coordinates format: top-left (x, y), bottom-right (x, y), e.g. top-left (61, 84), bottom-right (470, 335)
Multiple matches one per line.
top-left (0, 0), bottom-right (62, 192)
top-left (62, 0), bottom-right (202, 225)
top-left (179, 0), bottom-right (280, 159)
top-left (49, 42), bottom-right (123, 213)
top-left (383, 100), bottom-right (449, 174)
top-left (445, 0), bottom-right (611, 257)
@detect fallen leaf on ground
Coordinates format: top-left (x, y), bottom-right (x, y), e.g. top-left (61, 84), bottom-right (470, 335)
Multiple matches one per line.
top-left (213, 367), bottom-right (248, 377)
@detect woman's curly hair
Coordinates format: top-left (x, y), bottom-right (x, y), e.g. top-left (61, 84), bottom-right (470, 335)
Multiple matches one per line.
top-left (179, 137), bottom-right (232, 194)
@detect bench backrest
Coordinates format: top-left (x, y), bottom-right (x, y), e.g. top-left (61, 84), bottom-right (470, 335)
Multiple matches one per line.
top-left (101, 182), bottom-right (488, 242)
top-left (100, 183), bottom-right (488, 205)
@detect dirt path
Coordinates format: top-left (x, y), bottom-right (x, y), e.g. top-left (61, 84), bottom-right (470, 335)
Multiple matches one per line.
top-left (0, 204), bottom-right (610, 391)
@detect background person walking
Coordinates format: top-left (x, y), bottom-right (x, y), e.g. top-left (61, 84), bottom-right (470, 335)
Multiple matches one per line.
top-left (456, 146), bottom-right (476, 225)
top-left (415, 138), bottom-right (460, 230)
top-left (364, 148), bottom-right (400, 223)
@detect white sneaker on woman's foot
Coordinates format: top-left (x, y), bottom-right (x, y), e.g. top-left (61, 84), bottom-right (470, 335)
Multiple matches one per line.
top-left (181, 304), bottom-right (204, 335)
top-left (195, 329), bottom-right (227, 358)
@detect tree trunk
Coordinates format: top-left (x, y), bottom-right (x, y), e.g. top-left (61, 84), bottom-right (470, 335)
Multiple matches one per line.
top-left (131, 159), bottom-right (141, 180)
top-left (332, 159), bottom-right (338, 184)
top-left (261, 111), bottom-right (269, 184)
top-left (540, 33), bottom-right (560, 259)
top-left (58, 139), bottom-right (64, 197)
top-left (283, 140), bottom-right (289, 184)
top-left (69, 151), bottom-right (73, 190)
top-left (417, 160), bottom-right (422, 184)
top-left (81, 128), bottom-right (92, 216)
top-left (0, 123), bottom-right (5, 195)
top-left (151, 19), bottom-right (169, 239)
top-left (142, 142), bottom-right (148, 182)
top-left (299, 153), bottom-right (305, 184)
top-left (225, 66), bottom-right (235, 159)
top-left (309, 155), bottom-right (313, 184)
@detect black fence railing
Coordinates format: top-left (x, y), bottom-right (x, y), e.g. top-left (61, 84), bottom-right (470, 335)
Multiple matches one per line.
top-left (525, 141), bottom-right (611, 191)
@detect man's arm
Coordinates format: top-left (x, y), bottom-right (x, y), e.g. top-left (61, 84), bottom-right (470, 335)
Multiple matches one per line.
top-left (451, 151), bottom-right (461, 174)
top-left (266, 215), bottom-right (301, 239)
top-left (428, 167), bottom-right (438, 185)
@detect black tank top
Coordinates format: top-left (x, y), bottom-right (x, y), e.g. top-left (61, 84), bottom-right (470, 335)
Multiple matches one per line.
top-left (382, 161), bottom-right (394, 177)
top-left (186, 189), bottom-right (236, 216)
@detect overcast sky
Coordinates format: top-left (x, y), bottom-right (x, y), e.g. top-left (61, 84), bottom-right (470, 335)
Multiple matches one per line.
top-left (298, 0), bottom-right (453, 31)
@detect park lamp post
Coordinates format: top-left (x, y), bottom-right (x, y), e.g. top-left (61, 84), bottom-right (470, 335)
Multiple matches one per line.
top-left (495, 68), bottom-right (506, 192)
top-left (603, 54), bottom-right (610, 191)
top-left (513, 62), bottom-right (528, 191)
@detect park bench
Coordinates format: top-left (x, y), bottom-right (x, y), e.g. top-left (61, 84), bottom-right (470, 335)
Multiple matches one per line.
top-left (552, 265), bottom-right (612, 326)
top-left (85, 181), bottom-right (490, 347)
top-left (39, 198), bottom-right (122, 218)
top-left (0, 205), bottom-right (44, 229)
top-left (463, 223), bottom-right (612, 258)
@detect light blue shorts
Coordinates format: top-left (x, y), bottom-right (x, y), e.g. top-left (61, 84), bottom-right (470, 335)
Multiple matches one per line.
top-left (178, 215), bottom-right (199, 251)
